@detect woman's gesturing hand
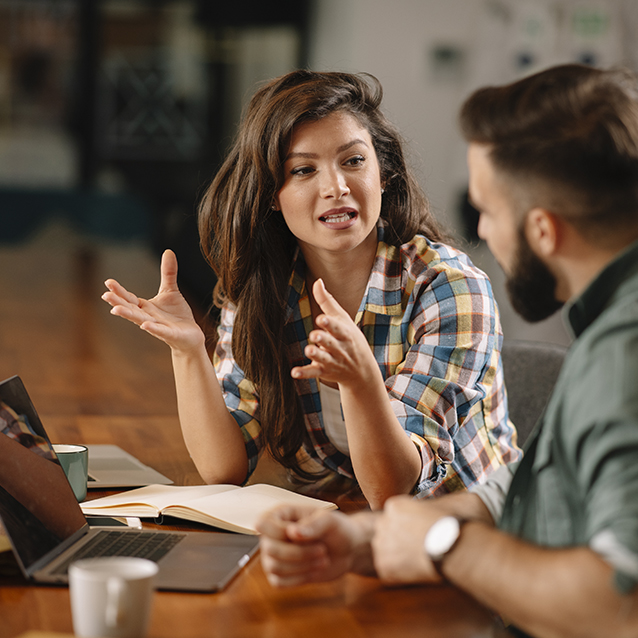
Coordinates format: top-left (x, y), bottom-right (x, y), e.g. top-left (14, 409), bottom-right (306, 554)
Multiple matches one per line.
top-left (291, 278), bottom-right (381, 390)
top-left (102, 249), bottom-right (205, 354)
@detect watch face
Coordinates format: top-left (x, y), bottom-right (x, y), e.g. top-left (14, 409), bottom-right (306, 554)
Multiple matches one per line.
top-left (425, 516), bottom-right (461, 561)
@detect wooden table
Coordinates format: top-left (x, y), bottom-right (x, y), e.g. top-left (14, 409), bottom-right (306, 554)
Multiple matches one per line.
top-left (0, 224), bottom-right (510, 638)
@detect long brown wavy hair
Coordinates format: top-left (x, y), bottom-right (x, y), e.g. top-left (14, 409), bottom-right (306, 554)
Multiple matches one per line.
top-left (199, 70), bottom-right (443, 479)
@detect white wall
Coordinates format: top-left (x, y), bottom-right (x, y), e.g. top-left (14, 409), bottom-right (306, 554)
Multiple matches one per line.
top-left (307, 0), bottom-right (638, 346)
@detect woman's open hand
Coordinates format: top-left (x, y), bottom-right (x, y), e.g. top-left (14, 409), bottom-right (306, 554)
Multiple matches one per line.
top-left (291, 279), bottom-right (381, 390)
top-left (102, 249), bottom-right (205, 354)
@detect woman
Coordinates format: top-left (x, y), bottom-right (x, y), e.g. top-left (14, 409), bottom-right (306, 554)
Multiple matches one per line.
top-left (103, 70), bottom-right (520, 509)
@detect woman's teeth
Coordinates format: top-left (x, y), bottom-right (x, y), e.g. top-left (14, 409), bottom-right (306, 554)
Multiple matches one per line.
top-left (322, 212), bottom-right (353, 223)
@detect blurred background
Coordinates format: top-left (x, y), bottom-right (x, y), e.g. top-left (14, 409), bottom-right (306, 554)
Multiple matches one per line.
top-left (2, 0), bottom-right (638, 347)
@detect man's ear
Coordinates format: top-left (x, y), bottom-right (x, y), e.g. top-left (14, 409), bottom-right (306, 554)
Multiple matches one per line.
top-left (524, 207), bottom-right (561, 258)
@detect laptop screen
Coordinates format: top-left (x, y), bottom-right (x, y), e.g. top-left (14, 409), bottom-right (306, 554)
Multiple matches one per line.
top-left (0, 376), bottom-right (87, 572)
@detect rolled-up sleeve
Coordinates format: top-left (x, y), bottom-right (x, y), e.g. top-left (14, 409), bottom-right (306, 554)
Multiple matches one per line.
top-left (556, 323), bottom-right (638, 594)
top-left (579, 417), bottom-right (638, 593)
top-left (470, 463), bottom-right (515, 523)
top-left (375, 251), bottom-right (518, 496)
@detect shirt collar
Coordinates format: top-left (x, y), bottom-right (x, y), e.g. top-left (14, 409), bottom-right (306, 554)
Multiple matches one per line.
top-left (364, 222), bottom-right (405, 316)
top-left (565, 238), bottom-right (638, 338)
top-left (284, 221), bottom-right (405, 321)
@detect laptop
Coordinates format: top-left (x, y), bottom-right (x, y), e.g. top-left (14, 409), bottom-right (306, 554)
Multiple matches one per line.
top-left (0, 375), bottom-right (259, 592)
top-left (87, 444), bottom-right (173, 489)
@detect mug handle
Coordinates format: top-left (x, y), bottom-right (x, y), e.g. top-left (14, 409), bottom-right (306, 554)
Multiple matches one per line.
top-left (105, 577), bottom-right (127, 629)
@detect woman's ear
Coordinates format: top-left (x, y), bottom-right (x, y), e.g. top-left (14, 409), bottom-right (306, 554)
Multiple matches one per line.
top-left (524, 207), bottom-right (561, 258)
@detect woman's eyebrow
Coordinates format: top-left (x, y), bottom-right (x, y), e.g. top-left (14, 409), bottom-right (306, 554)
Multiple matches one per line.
top-left (337, 138), bottom-right (368, 152)
top-left (285, 138), bottom-right (369, 161)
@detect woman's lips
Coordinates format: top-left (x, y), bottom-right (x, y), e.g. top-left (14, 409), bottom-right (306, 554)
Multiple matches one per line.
top-left (319, 209), bottom-right (358, 229)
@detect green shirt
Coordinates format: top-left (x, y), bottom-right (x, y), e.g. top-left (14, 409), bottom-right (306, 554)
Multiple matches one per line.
top-left (499, 239), bottom-right (638, 593)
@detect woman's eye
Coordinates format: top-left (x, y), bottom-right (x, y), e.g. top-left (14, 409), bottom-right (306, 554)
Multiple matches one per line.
top-left (345, 155), bottom-right (365, 167)
top-left (290, 166), bottom-right (314, 176)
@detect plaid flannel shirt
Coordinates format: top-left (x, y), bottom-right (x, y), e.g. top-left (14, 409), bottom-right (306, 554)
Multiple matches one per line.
top-left (214, 224), bottom-right (521, 496)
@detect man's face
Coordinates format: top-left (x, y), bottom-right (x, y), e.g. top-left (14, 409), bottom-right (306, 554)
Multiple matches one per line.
top-left (467, 143), bottom-right (563, 322)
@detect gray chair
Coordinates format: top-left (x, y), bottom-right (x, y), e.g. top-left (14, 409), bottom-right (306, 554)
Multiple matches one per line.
top-left (501, 339), bottom-right (569, 446)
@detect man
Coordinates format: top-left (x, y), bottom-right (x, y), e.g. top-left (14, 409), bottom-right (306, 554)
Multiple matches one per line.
top-left (256, 64), bottom-right (638, 638)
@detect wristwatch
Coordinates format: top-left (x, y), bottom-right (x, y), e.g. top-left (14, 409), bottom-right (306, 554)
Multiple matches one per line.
top-left (423, 516), bottom-right (466, 571)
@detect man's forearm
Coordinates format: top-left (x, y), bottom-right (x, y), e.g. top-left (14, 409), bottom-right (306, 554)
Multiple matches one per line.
top-left (441, 523), bottom-right (638, 638)
top-left (432, 490), bottom-right (498, 525)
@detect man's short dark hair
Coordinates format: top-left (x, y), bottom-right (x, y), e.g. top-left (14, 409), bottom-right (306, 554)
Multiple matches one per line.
top-left (460, 64), bottom-right (638, 242)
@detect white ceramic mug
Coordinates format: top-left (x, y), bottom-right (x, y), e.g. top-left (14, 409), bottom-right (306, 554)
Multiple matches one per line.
top-left (69, 557), bottom-right (158, 638)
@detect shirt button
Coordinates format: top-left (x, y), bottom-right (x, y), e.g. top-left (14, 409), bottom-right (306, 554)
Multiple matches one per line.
top-left (512, 495), bottom-right (521, 507)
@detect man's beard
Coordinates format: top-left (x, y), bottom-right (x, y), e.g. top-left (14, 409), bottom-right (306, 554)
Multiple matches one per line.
top-left (505, 227), bottom-right (564, 323)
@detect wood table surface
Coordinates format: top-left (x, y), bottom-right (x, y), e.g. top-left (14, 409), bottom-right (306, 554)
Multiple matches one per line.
top-left (0, 224), bottom-right (510, 638)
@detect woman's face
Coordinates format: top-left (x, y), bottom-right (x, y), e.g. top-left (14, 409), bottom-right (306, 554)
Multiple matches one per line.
top-left (274, 111), bottom-right (383, 264)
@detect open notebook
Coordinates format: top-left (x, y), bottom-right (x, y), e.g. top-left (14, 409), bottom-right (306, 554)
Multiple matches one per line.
top-left (81, 482), bottom-right (338, 534)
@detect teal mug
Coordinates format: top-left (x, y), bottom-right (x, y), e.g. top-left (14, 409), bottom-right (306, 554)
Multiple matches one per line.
top-left (53, 444), bottom-right (89, 502)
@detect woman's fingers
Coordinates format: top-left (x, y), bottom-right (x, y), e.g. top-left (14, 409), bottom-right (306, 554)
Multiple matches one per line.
top-left (103, 278), bottom-right (141, 307)
top-left (158, 249), bottom-right (180, 295)
top-left (291, 281), bottom-right (372, 382)
top-left (102, 284), bottom-right (162, 327)
top-left (102, 291), bottom-right (140, 319)
top-left (312, 279), bottom-right (350, 320)
top-left (304, 344), bottom-right (336, 367)
top-left (291, 327), bottom-right (353, 380)
top-left (308, 327), bottom-right (346, 351)
top-left (108, 299), bottom-right (153, 326)
top-left (291, 362), bottom-right (323, 379)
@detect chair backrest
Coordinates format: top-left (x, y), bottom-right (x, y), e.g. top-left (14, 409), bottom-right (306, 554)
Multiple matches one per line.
top-left (501, 339), bottom-right (569, 447)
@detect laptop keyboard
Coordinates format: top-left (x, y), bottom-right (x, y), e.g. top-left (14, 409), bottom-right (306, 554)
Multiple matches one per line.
top-left (51, 530), bottom-right (185, 575)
